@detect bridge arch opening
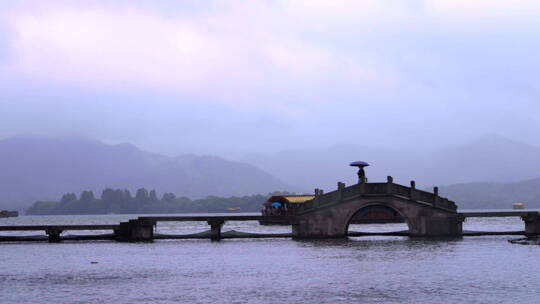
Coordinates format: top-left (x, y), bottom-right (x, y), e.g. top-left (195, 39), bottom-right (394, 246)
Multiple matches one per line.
top-left (346, 204), bottom-right (410, 237)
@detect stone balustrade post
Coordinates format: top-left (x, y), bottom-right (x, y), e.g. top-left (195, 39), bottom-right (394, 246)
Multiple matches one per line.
top-left (409, 181), bottom-right (416, 200)
top-left (433, 186), bottom-right (439, 207)
top-left (337, 182), bottom-right (345, 200)
top-left (386, 176), bottom-right (394, 194)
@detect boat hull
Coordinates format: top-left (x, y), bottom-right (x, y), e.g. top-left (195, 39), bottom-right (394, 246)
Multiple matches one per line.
top-left (0, 211), bottom-right (18, 218)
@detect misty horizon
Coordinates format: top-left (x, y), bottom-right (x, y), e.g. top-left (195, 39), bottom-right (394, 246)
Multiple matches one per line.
top-left (2, 132), bottom-right (540, 212)
top-left (2, 1), bottom-right (540, 158)
top-left (1, 131), bottom-right (536, 160)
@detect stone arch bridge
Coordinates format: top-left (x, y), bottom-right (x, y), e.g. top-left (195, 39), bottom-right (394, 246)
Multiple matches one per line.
top-left (292, 177), bottom-right (462, 238)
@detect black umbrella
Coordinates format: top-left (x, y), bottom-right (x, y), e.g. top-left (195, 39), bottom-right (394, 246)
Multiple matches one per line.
top-left (350, 161), bottom-right (369, 183)
top-left (349, 161), bottom-right (369, 167)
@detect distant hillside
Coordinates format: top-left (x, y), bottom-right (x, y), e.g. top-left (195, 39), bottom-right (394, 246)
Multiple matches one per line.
top-left (439, 178), bottom-right (540, 209)
top-left (426, 134), bottom-right (540, 185)
top-left (242, 143), bottom-right (422, 192)
top-left (0, 136), bottom-right (290, 210)
top-left (242, 134), bottom-right (540, 191)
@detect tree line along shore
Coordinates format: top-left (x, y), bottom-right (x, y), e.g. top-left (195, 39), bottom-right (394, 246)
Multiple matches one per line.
top-left (26, 188), bottom-right (292, 215)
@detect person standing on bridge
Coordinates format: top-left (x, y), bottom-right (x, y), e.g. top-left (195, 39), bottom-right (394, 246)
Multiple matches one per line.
top-left (358, 167), bottom-right (366, 183)
top-left (350, 161), bottom-right (369, 183)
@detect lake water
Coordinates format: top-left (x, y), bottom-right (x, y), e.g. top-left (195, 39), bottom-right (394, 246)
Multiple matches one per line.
top-left (1, 214), bottom-right (539, 304)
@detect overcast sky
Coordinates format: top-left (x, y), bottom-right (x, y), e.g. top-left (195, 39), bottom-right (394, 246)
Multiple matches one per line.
top-left (1, 1), bottom-right (539, 157)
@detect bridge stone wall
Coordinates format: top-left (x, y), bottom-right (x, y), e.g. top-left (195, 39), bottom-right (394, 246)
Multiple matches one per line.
top-left (292, 177), bottom-right (462, 238)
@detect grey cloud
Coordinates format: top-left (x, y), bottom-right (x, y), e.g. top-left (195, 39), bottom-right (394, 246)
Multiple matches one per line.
top-left (1, 1), bottom-right (540, 157)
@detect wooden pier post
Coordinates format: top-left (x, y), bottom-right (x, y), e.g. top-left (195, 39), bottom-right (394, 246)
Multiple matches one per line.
top-left (522, 214), bottom-right (540, 236)
top-left (207, 220), bottom-right (225, 241)
top-left (115, 219), bottom-right (155, 242)
top-left (46, 229), bottom-right (62, 243)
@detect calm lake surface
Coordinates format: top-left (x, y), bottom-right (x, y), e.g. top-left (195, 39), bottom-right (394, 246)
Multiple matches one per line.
top-left (1, 213), bottom-right (540, 304)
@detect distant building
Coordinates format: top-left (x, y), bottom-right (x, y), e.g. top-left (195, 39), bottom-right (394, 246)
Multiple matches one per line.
top-left (260, 195), bottom-right (314, 225)
top-left (513, 202), bottom-right (525, 209)
top-left (262, 195), bottom-right (315, 216)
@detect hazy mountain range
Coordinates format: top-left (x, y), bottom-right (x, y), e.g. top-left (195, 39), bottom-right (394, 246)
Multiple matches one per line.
top-left (1, 134), bottom-right (540, 211)
top-left (242, 134), bottom-right (540, 192)
top-left (0, 136), bottom-right (290, 210)
top-left (439, 178), bottom-right (540, 210)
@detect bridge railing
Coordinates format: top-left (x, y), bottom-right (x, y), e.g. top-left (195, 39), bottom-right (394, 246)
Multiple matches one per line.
top-left (342, 184), bottom-right (359, 198)
top-left (438, 198), bottom-right (456, 211)
top-left (414, 189), bottom-right (436, 204)
top-left (363, 183), bottom-right (387, 194)
top-left (298, 176), bottom-right (457, 213)
top-left (318, 190), bottom-right (341, 206)
top-left (392, 184), bottom-right (411, 197)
